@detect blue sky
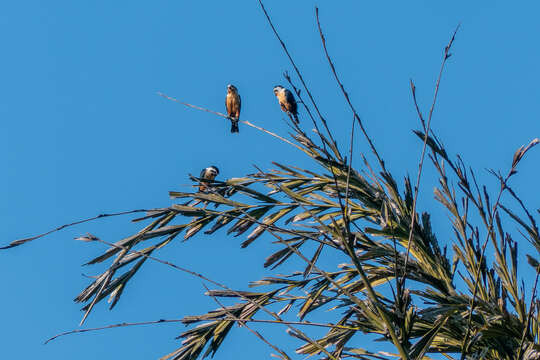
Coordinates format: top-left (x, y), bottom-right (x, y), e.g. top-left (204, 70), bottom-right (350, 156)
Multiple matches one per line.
top-left (1, 1), bottom-right (539, 359)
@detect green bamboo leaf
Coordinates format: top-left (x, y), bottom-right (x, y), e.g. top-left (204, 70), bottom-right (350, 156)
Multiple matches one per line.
top-left (279, 183), bottom-right (316, 205)
top-left (169, 204), bottom-right (209, 216)
top-left (308, 192), bottom-right (340, 207)
top-left (409, 310), bottom-right (455, 359)
top-left (85, 212), bottom-right (175, 265)
top-left (229, 184), bottom-right (279, 203)
top-left (184, 215), bottom-right (217, 240)
top-left (264, 240), bottom-right (304, 269)
top-left (500, 204), bottom-right (539, 244)
top-left (286, 206), bottom-right (326, 224)
top-left (227, 206), bottom-right (273, 237)
top-left (241, 206), bottom-right (297, 247)
top-left (272, 162), bottom-right (303, 176)
top-left (298, 282), bottom-right (329, 319)
top-left (170, 191), bottom-right (249, 208)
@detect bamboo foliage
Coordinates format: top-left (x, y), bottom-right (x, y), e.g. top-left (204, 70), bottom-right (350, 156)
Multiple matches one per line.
top-left (3, 3), bottom-right (540, 360)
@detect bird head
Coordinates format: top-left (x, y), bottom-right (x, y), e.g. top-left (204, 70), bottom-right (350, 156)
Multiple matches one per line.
top-left (273, 85), bottom-right (284, 96)
top-left (208, 166), bottom-right (219, 176)
top-left (227, 84), bottom-right (237, 93)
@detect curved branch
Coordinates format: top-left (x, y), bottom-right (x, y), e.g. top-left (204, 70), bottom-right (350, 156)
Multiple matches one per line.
top-left (157, 92), bottom-right (304, 152)
top-left (1, 209), bottom-right (153, 249)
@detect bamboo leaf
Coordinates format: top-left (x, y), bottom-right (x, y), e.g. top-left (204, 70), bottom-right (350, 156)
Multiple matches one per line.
top-left (241, 206), bottom-right (297, 247)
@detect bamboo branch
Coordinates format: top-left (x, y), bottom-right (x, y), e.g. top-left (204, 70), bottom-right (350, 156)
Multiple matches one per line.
top-left (45, 314), bottom-right (358, 345)
top-left (228, 186), bottom-right (407, 359)
top-left (517, 265), bottom-right (540, 360)
top-left (157, 92), bottom-right (304, 152)
top-left (258, 0), bottom-right (339, 152)
top-left (315, 7), bottom-right (386, 174)
top-left (401, 24), bottom-right (460, 288)
top-left (1, 209), bottom-right (153, 249)
top-left (461, 138), bottom-right (539, 358)
top-left (71, 234), bottom-right (338, 360)
top-left (202, 283), bottom-right (291, 360)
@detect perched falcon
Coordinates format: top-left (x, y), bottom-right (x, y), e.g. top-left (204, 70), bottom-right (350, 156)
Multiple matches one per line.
top-left (225, 84), bottom-right (241, 133)
top-left (273, 85), bottom-right (299, 123)
top-left (199, 166), bottom-right (219, 192)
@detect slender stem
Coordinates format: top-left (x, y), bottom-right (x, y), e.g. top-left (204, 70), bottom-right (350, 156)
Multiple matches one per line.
top-left (157, 92), bottom-right (304, 152)
top-left (258, 0), bottom-right (338, 151)
top-left (344, 114), bottom-right (357, 217)
top-left (1, 209), bottom-right (153, 249)
top-left (315, 8), bottom-right (387, 174)
top-left (256, 6), bottom-right (352, 240)
top-left (401, 24), bottom-right (460, 288)
top-left (45, 315), bottom-right (358, 345)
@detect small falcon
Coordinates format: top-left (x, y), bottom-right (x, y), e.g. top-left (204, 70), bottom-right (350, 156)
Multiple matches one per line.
top-left (225, 84), bottom-right (241, 133)
top-left (199, 165), bottom-right (219, 192)
top-left (273, 85), bottom-right (298, 123)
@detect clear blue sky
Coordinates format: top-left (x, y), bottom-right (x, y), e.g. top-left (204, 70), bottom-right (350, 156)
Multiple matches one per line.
top-left (1, 1), bottom-right (539, 359)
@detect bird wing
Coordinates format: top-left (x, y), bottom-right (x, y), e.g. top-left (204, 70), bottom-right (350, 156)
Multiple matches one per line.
top-left (284, 89), bottom-right (297, 114)
top-left (200, 168), bottom-right (207, 179)
top-left (237, 93), bottom-right (241, 118)
top-left (284, 89), bottom-right (296, 105)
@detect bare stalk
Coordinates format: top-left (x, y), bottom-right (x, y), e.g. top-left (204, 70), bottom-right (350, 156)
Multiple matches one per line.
top-left (157, 92), bottom-right (303, 152)
top-left (45, 315), bottom-right (358, 345)
top-left (1, 209), bottom-right (152, 249)
top-left (258, 0), bottom-right (338, 150)
top-left (315, 8), bottom-right (387, 174)
top-left (401, 24), bottom-right (460, 288)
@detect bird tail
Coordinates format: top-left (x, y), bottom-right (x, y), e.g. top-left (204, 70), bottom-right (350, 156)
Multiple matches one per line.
top-left (293, 113), bottom-right (299, 124)
top-left (230, 118), bottom-right (239, 133)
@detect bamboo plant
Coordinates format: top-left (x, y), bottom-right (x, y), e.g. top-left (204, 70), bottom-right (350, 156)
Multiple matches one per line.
top-left (3, 2), bottom-right (540, 360)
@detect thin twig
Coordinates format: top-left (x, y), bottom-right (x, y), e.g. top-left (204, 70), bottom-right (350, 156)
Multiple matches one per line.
top-left (157, 92), bottom-right (304, 152)
top-left (258, 0), bottom-right (338, 151)
top-left (344, 114), bottom-right (356, 230)
top-left (257, 4), bottom-right (352, 242)
top-left (283, 74), bottom-right (327, 149)
top-left (1, 209), bottom-right (152, 249)
top-left (401, 24), bottom-right (460, 288)
top-left (45, 314), bottom-right (358, 345)
top-left (315, 7), bottom-right (387, 174)
top-left (410, 80), bottom-right (425, 130)
top-left (282, 66), bottom-right (352, 244)
top-left (45, 318), bottom-right (180, 344)
top-left (257, 2), bottom-right (356, 292)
